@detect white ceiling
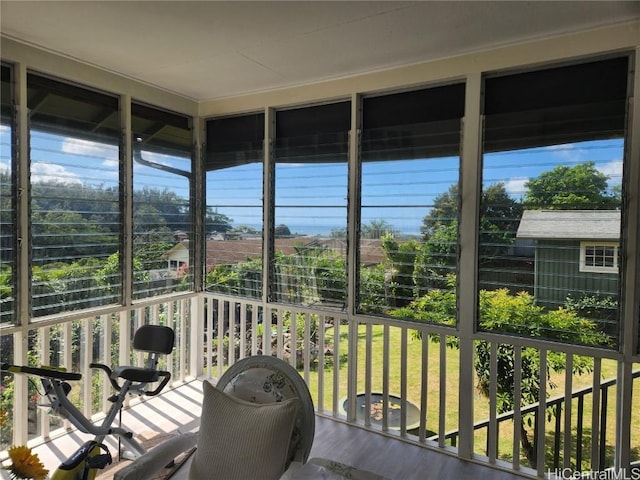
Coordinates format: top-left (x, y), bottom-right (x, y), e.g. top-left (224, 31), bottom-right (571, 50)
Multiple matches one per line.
top-left (1, 1), bottom-right (639, 102)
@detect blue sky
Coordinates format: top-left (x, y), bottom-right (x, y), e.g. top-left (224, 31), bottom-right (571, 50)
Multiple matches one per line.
top-left (0, 125), bottom-right (624, 236)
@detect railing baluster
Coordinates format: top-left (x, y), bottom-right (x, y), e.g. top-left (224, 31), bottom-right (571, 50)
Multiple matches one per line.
top-left (207, 297), bottom-right (214, 377)
top-left (39, 326), bottom-right (51, 439)
top-left (102, 314), bottom-right (112, 412)
top-left (239, 301), bottom-right (247, 362)
top-left (228, 301), bottom-right (237, 366)
top-left (216, 300), bottom-right (224, 377)
top-left (591, 358), bottom-right (602, 472)
top-left (333, 318), bottom-right (340, 416)
top-left (488, 341), bottom-right (498, 463)
top-left (317, 315), bottom-right (325, 413)
top-left (276, 308), bottom-right (284, 359)
top-left (400, 327), bottom-right (408, 436)
top-left (303, 311), bottom-right (311, 382)
top-left (563, 354), bottom-right (573, 470)
top-left (82, 317), bottom-right (92, 418)
top-left (438, 334), bottom-right (446, 448)
top-left (289, 309), bottom-right (297, 369)
top-left (553, 399), bottom-right (561, 469)
top-left (577, 395), bottom-right (584, 471)
top-left (382, 324), bottom-right (390, 431)
top-left (513, 346), bottom-right (522, 470)
top-left (364, 323), bottom-right (373, 428)
top-left (599, 385), bottom-right (608, 469)
top-left (536, 348), bottom-right (547, 477)
top-left (419, 331), bottom-right (428, 442)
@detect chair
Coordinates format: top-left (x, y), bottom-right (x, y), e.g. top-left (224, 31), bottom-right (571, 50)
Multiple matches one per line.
top-left (113, 355), bottom-right (315, 480)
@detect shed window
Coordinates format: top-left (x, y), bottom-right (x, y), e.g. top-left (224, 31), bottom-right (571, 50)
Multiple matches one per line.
top-left (580, 242), bottom-right (618, 273)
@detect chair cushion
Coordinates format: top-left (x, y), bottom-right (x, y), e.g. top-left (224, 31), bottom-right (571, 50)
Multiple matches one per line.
top-left (188, 380), bottom-right (299, 480)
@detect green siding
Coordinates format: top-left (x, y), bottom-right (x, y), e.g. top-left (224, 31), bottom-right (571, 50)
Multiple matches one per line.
top-left (534, 240), bottom-right (618, 309)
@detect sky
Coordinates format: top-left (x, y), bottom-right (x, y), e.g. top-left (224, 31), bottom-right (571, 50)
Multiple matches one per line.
top-left (0, 124), bottom-right (624, 237)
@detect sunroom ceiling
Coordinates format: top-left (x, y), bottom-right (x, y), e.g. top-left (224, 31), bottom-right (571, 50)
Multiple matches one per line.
top-left (1, 1), bottom-right (639, 102)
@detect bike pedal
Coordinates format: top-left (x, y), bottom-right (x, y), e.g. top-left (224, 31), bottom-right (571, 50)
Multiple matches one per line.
top-left (120, 450), bottom-right (137, 461)
top-left (108, 394), bottom-right (118, 402)
top-left (86, 453), bottom-right (112, 470)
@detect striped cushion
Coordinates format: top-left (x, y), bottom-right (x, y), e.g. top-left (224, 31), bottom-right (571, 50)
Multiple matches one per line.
top-left (189, 380), bottom-right (299, 480)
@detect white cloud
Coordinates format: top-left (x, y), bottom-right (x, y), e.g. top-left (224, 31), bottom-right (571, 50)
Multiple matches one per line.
top-left (503, 177), bottom-right (529, 197)
top-left (597, 159), bottom-right (623, 180)
top-left (31, 162), bottom-right (82, 184)
top-left (62, 137), bottom-right (118, 160)
top-left (543, 143), bottom-right (586, 162)
top-left (102, 158), bottom-right (119, 168)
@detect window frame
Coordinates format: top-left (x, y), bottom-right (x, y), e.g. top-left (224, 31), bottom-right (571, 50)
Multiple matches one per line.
top-left (580, 241), bottom-right (619, 273)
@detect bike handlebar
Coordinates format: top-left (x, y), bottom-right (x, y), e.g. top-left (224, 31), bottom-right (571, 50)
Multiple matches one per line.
top-left (0, 363), bottom-right (82, 382)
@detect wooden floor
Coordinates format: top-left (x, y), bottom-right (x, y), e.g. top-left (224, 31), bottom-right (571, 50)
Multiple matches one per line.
top-left (310, 416), bottom-right (530, 480)
top-left (14, 379), bottom-right (532, 480)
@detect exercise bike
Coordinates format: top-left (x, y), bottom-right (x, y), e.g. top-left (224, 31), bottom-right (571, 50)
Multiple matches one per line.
top-left (1, 324), bottom-right (175, 480)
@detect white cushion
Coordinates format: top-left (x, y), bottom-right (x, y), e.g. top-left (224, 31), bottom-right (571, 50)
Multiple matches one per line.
top-left (188, 380), bottom-right (299, 480)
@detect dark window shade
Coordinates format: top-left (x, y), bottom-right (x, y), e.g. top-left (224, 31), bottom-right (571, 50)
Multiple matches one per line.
top-left (0, 63), bottom-right (14, 325)
top-left (363, 83), bottom-right (466, 128)
top-left (132, 102), bottom-right (192, 156)
top-left (1, 64), bottom-right (10, 82)
top-left (484, 56), bottom-right (629, 152)
top-left (27, 73), bottom-right (120, 143)
top-left (362, 84), bottom-right (465, 161)
top-left (1, 64), bottom-right (12, 124)
top-left (131, 102), bottom-right (191, 130)
top-left (276, 102), bottom-right (351, 137)
top-left (275, 102), bottom-right (351, 163)
top-left (205, 113), bottom-right (265, 171)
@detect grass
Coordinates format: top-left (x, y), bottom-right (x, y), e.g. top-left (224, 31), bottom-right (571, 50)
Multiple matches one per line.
top-left (302, 323), bottom-right (640, 471)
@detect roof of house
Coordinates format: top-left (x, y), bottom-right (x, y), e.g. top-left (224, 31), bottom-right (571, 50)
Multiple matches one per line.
top-left (164, 236), bottom-right (385, 268)
top-left (516, 210), bottom-right (620, 241)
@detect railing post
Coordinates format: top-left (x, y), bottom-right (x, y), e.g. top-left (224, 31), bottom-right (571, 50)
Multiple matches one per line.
top-left (615, 46), bottom-right (640, 473)
top-left (190, 294), bottom-right (204, 378)
top-left (13, 58), bottom-right (30, 448)
top-left (457, 71), bottom-right (483, 460)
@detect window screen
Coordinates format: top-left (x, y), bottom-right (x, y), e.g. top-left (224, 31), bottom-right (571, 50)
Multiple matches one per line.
top-left (479, 56), bottom-right (629, 346)
top-left (359, 84), bottom-right (465, 320)
top-left (131, 102), bottom-right (193, 299)
top-left (205, 113), bottom-right (264, 298)
top-left (274, 102), bottom-right (350, 307)
top-left (28, 73), bottom-right (121, 316)
top-left (0, 64), bottom-right (14, 325)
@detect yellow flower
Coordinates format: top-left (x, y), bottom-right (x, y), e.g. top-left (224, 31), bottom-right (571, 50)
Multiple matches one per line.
top-left (0, 409), bottom-right (8, 428)
top-left (3, 445), bottom-right (48, 480)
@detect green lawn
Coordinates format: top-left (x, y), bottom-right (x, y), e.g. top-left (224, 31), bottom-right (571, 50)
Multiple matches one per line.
top-left (303, 324), bottom-right (640, 471)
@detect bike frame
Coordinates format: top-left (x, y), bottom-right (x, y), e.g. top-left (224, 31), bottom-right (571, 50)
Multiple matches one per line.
top-left (1, 362), bottom-right (170, 479)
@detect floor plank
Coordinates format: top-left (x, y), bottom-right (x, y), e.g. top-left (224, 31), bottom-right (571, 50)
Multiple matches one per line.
top-left (310, 415), bottom-right (529, 480)
top-left (10, 380), bottom-right (531, 480)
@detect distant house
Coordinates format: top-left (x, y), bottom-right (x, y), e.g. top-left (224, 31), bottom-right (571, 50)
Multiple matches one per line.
top-left (162, 236), bottom-right (385, 275)
top-left (161, 242), bottom-right (189, 278)
top-left (516, 210), bottom-right (620, 308)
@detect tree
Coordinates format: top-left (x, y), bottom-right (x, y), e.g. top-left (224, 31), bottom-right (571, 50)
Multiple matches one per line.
top-left (523, 161), bottom-right (618, 210)
top-left (392, 284), bottom-right (609, 467)
top-left (421, 185), bottom-right (458, 239)
top-left (205, 208), bottom-right (233, 234)
top-left (381, 233), bottom-right (420, 307)
top-left (416, 183), bottom-right (522, 292)
top-left (362, 219), bottom-right (394, 239)
top-left (274, 224), bottom-right (291, 237)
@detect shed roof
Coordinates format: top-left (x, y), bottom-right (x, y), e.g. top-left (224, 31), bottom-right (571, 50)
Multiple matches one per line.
top-left (516, 210), bottom-right (620, 241)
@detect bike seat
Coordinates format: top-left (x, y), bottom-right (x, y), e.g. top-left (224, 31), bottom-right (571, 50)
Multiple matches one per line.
top-left (111, 366), bottom-right (160, 384)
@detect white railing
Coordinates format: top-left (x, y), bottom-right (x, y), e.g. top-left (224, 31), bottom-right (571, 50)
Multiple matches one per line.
top-left (0, 294), bottom-right (196, 449)
top-left (201, 292), bottom-right (638, 478)
top-left (2, 291), bottom-right (638, 478)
